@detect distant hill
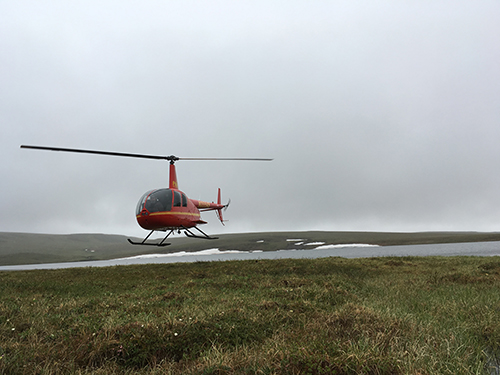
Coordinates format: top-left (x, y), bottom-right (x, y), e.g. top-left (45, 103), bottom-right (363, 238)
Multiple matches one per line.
top-left (2, 231), bottom-right (500, 266)
top-left (0, 232), bottom-right (142, 265)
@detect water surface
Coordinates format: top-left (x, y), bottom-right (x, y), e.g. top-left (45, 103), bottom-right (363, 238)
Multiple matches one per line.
top-left (1, 241), bottom-right (499, 271)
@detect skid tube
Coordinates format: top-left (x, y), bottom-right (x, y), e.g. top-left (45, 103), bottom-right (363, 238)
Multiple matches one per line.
top-left (127, 229), bottom-right (173, 246)
top-left (183, 226), bottom-right (218, 240)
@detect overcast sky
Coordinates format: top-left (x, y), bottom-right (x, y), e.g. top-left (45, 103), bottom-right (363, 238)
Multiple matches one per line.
top-left (2, 1), bottom-right (500, 237)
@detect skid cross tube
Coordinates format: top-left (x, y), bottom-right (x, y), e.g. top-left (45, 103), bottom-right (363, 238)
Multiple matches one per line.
top-left (158, 230), bottom-right (174, 246)
top-left (183, 226), bottom-right (218, 240)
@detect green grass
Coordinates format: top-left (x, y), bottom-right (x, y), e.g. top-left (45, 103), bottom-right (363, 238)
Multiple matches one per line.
top-left (1, 256), bottom-right (500, 374)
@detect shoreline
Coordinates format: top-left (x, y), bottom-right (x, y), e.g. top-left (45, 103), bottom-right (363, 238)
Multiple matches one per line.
top-left (2, 230), bottom-right (500, 266)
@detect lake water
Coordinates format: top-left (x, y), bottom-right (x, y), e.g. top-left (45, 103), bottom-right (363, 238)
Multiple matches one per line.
top-left (1, 241), bottom-right (500, 271)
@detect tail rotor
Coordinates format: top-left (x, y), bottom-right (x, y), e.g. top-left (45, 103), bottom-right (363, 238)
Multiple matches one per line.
top-left (216, 188), bottom-right (230, 225)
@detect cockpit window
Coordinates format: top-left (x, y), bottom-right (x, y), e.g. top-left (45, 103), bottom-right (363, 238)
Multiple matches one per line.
top-left (136, 189), bottom-right (173, 214)
top-left (173, 191), bottom-right (181, 207)
top-left (181, 193), bottom-right (188, 207)
top-left (148, 189), bottom-right (173, 212)
top-left (136, 190), bottom-right (153, 215)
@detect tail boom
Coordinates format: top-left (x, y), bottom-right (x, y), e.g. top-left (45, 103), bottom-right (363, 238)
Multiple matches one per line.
top-left (189, 188), bottom-right (228, 225)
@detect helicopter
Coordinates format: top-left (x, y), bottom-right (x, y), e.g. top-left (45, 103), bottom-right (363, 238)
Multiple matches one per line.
top-left (20, 145), bottom-right (272, 246)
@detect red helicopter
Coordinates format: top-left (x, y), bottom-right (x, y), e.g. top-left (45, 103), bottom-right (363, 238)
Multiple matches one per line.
top-left (21, 145), bottom-right (272, 246)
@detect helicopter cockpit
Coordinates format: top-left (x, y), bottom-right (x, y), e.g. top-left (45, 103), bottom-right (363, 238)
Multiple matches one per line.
top-left (136, 188), bottom-right (188, 215)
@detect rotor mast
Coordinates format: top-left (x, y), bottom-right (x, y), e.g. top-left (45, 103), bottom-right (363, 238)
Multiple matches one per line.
top-left (169, 161), bottom-right (179, 189)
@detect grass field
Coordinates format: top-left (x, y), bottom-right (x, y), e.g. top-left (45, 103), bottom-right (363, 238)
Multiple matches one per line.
top-left (1, 255), bottom-right (500, 374)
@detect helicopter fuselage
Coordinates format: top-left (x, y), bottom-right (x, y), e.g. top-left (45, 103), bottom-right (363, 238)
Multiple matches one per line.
top-left (135, 187), bottom-right (224, 231)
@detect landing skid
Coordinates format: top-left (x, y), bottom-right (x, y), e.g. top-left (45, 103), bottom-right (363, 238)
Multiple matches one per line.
top-left (183, 226), bottom-right (219, 240)
top-left (127, 229), bottom-right (173, 247)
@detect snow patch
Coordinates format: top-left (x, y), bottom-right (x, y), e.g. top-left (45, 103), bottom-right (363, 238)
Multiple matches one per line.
top-left (117, 248), bottom-right (245, 260)
top-left (116, 244), bottom-right (379, 261)
top-left (314, 244), bottom-right (379, 250)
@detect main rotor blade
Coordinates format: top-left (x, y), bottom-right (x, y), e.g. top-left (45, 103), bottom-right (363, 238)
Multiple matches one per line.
top-left (179, 157), bottom-right (274, 161)
top-left (21, 145), bottom-right (176, 160)
top-left (20, 145), bottom-right (273, 162)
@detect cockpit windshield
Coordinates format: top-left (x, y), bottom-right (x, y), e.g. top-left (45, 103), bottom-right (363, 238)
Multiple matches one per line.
top-left (136, 189), bottom-right (173, 215)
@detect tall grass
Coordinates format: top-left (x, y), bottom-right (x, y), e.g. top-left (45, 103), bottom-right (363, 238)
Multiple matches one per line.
top-left (1, 256), bottom-right (500, 374)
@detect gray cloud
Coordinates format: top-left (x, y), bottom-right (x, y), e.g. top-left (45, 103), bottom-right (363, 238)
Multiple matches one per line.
top-left (2, 1), bottom-right (500, 236)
